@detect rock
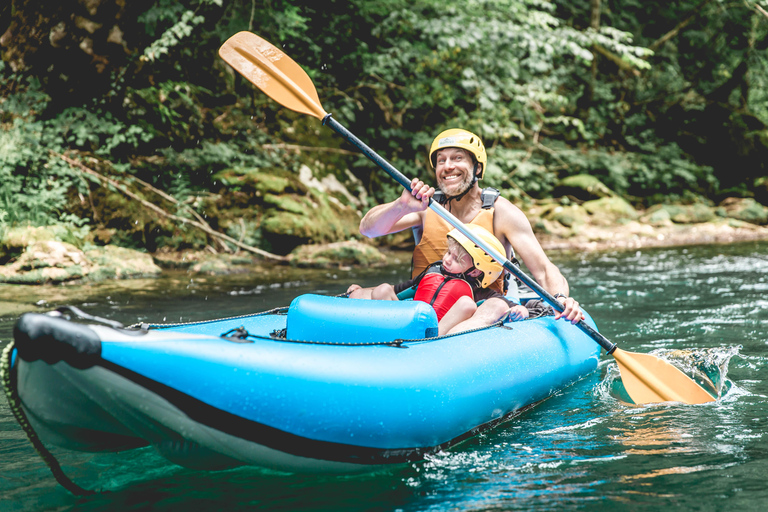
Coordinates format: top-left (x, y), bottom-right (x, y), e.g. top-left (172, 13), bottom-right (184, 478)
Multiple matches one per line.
top-left (0, 241), bottom-right (89, 284)
top-left (0, 241), bottom-right (88, 284)
top-left (581, 197), bottom-right (638, 224)
top-left (641, 205), bottom-right (674, 226)
top-left (288, 240), bottom-right (386, 268)
top-left (297, 165), bottom-right (365, 209)
top-left (667, 203), bottom-right (715, 224)
top-left (544, 204), bottom-right (591, 228)
top-left (553, 174), bottom-right (616, 201)
top-left (717, 197), bottom-right (768, 225)
top-left (2, 225), bottom-right (62, 260)
top-left (213, 167), bottom-right (305, 196)
top-left (84, 246), bottom-right (162, 280)
top-left (213, 167), bottom-right (361, 254)
top-left (0, 228), bottom-right (162, 284)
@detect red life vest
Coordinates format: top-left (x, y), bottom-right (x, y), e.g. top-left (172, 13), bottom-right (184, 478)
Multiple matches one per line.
top-left (413, 273), bottom-right (474, 321)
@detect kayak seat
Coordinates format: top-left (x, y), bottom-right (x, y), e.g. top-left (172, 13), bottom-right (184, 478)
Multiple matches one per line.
top-left (286, 294), bottom-right (438, 344)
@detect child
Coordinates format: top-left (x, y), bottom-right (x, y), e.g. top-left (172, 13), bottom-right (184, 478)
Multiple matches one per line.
top-left (349, 225), bottom-right (532, 335)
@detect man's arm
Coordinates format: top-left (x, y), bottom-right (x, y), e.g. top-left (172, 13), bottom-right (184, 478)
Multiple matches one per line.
top-left (493, 198), bottom-right (583, 323)
top-left (359, 178), bottom-right (434, 238)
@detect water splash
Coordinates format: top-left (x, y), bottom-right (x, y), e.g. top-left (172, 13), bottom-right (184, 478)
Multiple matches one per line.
top-left (597, 346), bottom-right (740, 404)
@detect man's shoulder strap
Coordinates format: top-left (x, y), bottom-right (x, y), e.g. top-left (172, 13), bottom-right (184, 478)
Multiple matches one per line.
top-left (481, 187), bottom-right (500, 209)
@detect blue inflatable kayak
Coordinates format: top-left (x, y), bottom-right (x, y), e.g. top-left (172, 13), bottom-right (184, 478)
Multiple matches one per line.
top-left (7, 294), bottom-right (601, 474)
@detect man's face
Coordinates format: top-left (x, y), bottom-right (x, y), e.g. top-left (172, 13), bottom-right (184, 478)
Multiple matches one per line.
top-left (434, 147), bottom-right (476, 197)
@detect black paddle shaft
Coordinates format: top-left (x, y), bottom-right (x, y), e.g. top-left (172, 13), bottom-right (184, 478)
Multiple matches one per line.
top-left (322, 114), bottom-right (617, 355)
top-left (323, 115), bottom-right (412, 189)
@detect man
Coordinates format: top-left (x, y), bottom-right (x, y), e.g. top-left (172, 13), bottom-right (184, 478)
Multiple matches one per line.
top-left (347, 128), bottom-right (583, 333)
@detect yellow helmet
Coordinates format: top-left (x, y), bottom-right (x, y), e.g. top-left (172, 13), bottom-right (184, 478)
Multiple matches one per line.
top-left (447, 225), bottom-right (504, 288)
top-left (429, 128), bottom-right (488, 179)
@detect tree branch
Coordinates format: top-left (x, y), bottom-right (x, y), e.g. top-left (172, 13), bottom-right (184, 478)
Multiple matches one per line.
top-left (752, 1), bottom-right (768, 20)
top-left (649, 0), bottom-right (715, 53)
top-left (56, 152), bottom-right (287, 262)
top-left (261, 143), bottom-right (356, 155)
top-left (592, 44), bottom-right (641, 76)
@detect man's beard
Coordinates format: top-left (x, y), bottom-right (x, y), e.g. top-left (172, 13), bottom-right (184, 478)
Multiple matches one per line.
top-left (438, 171), bottom-right (474, 198)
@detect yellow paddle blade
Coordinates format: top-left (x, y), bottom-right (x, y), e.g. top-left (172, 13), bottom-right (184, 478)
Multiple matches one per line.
top-left (219, 31), bottom-right (327, 120)
top-left (612, 348), bottom-right (716, 405)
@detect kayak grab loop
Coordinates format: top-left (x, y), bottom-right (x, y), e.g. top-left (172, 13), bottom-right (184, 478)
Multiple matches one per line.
top-left (50, 305), bottom-right (125, 329)
top-left (220, 326), bottom-right (255, 343)
top-left (1, 341), bottom-right (99, 497)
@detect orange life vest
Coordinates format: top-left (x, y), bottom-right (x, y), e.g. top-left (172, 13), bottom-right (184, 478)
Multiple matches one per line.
top-left (412, 188), bottom-right (506, 294)
top-left (413, 272), bottom-right (473, 321)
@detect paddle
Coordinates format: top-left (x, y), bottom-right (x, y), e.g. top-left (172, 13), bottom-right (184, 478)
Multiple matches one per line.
top-left (218, 31), bottom-right (715, 405)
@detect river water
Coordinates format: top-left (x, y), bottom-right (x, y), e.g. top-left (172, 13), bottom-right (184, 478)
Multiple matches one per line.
top-left (1, 242), bottom-right (767, 511)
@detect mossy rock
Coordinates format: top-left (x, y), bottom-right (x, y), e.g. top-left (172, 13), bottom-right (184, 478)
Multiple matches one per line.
top-left (288, 240), bottom-right (386, 268)
top-left (0, 241), bottom-right (88, 284)
top-left (669, 203), bottom-right (716, 224)
top-left (262, 211), bottom-right (321, 240)
top-left (260, 190), bottom-right (360, 253)
top-left (582, 197), bottom-right (638, 223)
top-left (213, 167), bottom-right (361, 255)
top-left (544, 204), bottom-right (591, 228)
top-left (554, 174), bottom-right (615, 201)
top-left (717, 197), bottom-right (768, 225)
top-left (646, 208), bottom-right (672, 225)
top-left (1, 225), bottom-right (80, 262)
top-left (0, 241), bottom-right (162, 284)
top-left (640, 204), bottom-right (683, 225)
top-left (2, 225), bottom-right (58, 247)
top-left (84, 246), bottom-right (162, 280)
top-left (262, 193), bottom-right (312, 215)
top-left (213, 167), bottom-right (308, 196)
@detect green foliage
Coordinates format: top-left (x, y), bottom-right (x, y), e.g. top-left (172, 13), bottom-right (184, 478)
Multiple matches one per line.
top-left (126, 81), bottom-right (210, 143)
top-left (0, 110), bottom-right (72, 226)
top-left (320, 0), bottom-right (658, 202)
top-left (141, 0), bottom-right (224, 62)
top-left (547, 143), bottom-right (718, 203)
top-left (56, 108), bottom-right (154, 157)
top-left (2, 0), bottom-right (766, 254)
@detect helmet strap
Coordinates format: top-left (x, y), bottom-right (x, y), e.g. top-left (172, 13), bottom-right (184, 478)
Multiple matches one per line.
top-left (441, 263), bottom-right (482, 288)
top-left (461, 269), bottom-right (483, 288)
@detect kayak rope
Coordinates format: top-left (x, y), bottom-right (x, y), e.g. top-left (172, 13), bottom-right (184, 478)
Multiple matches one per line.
top-left (126, 305), bottom-right (290, 330)
top-left (126, 294), bottom-right (366, 331)
top-left (0, 342), bottom-right (98, 497)
top-left (267, 327), bottom-right (405, 346)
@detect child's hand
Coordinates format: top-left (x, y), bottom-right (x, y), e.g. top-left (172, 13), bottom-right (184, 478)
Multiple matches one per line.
top-left (508, 305), bottom-right (529, 322)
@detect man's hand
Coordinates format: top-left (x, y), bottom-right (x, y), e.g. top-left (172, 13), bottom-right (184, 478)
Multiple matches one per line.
top-left (400, 177), bottom-right (434, 212)
top-left (553, 295), bottom-right (584, 324)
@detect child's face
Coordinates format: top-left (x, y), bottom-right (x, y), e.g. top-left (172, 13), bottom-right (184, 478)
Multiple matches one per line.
top-left (443, 245), bottom-right (474, 274)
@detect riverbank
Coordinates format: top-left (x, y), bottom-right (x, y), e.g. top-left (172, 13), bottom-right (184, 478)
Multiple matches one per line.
top-left (2, 196), bottom-right (768, 284)
top-left (537, 217), bottom-right (768, 253)
top-left (145, 217), bottom-right (768, 276)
